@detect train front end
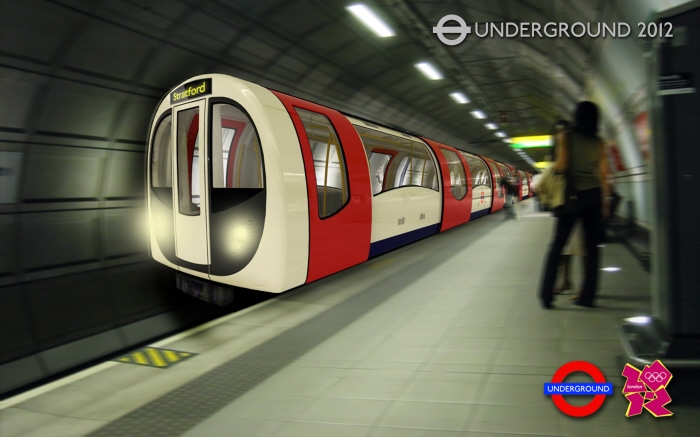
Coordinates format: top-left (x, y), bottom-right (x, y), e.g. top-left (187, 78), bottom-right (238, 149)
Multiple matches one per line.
top-left (146, 75), bottom-right (309, 296)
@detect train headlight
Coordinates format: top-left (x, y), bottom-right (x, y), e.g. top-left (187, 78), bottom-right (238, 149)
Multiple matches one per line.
top-left (233, 226), bottom-right (248, 241)
top-left (229, 223), bottom-right (251, 256)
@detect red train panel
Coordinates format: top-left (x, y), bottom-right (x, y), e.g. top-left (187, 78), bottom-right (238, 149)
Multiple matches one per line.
top-left (272, 91), bottom-right (372, 283)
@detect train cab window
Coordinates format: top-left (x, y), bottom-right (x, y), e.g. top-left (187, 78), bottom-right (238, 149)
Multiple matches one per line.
top-left (438, 148), bottom-right (467, 200)
top-left (295, 108), bottom-right (349, 218)
top-left (176, 108), bottom-right (201, 216)
top-left (354, 125), bottom-right (438, 195)
top-left (151, 114), bottom-right (173, 189)
top-left (211, 103), bottom-right (264, 189)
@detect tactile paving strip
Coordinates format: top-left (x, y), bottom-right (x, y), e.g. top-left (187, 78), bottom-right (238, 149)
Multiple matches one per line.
top-left (88, 215), bottom-right (499, 437)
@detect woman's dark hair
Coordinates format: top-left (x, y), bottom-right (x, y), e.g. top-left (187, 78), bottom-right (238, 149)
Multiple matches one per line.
top-left (573, 101), bottom-right (599, 137)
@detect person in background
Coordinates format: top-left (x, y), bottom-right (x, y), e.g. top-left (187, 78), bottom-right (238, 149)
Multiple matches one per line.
top-left (539, 102), bottom-right (610, 309)
top-left (501, 175), bottom-right (519, 219)
top-left (531, 171), bottom-right (543, 211)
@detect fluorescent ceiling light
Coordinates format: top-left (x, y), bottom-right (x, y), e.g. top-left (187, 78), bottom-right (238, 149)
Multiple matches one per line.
top-left (470, 110), bottom-right (486, 119)
top-left (346, 4), bottom-right (395, 37)
top-left (601, 266), bottom-right (622, 272)
top-left (449, 92), bottom-right (470, 104)
top-left (495, 131), bottom-right (507, 138)
top-left (485, 123), bottom-right (498, 130)
top-left (503, 139), bottom-right (512, 144)
top-left (415, 62), bottom-right (443, 80)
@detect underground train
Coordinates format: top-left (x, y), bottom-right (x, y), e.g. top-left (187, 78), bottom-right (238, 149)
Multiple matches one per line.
top-left (147, 74), bottom-right (534, 296)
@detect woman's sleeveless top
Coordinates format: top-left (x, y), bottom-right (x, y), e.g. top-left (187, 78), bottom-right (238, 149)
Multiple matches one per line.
top-left (568, 130), bottom-right (601, 192)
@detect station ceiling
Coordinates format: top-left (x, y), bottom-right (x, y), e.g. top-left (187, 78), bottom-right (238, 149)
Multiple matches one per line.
top-left (4, 0), bottom-right (632, 169)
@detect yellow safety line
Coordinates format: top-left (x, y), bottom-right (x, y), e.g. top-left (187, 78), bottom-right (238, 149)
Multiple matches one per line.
top-left (146, 348), bottom-right (167, 368)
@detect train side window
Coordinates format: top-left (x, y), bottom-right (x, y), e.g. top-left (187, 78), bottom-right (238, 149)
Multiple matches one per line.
top-left (151, 114), bottom-right (172, 189)
top-left (176, 108), bottom-right (200, 216)
top-left (211, 103), bottom-right (264, 189)
top-left (354, 125), bottom-right (438, 194)
top-left (295, 108), bottom-right (349, 219)
top-left (497, 162), bottom-right (511, 179)
top-left (460, 152), bottom-right (492, 192)
top-left (367, 152), bottom-right (392, 195)
top-left (439, 148), bottom-right (467, 200)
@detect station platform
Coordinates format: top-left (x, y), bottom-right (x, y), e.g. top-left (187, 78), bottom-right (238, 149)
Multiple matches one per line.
top-left (1, 199), bottom-right (697, 437)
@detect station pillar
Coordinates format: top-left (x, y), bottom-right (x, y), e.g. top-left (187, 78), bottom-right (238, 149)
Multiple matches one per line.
top-left (617, 0), bottom-right (700, 395)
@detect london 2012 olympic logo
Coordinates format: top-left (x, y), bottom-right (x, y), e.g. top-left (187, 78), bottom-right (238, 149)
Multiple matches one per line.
top-left (622, 360), bottom-right (673, 417)
top-left (544, 361), bottom-right (613, 417)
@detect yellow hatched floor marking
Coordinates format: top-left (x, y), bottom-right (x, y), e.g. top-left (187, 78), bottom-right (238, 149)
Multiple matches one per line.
top-left (132, 352), bottom-right (148, 365)
top-left (146, 348), bottom-right (167, 367)
top-left (163, 350), bottom-right (180, 363)
top-left (114, 347), bottom-right (196, 368)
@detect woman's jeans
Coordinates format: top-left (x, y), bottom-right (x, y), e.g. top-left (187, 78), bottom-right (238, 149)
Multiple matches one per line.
top-left (539, 187), bottom-right (603, 307)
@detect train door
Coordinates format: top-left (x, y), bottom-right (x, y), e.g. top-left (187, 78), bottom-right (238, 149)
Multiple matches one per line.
top-left (520, 170), bottom-right (529, 199)
top-left (461, 152), bottom-right (493, 219)
top-left (271, 92), bottom-right (372, 283)
top-left (424, 139), bottom-right (471, 231)
top-left (172, 100), bottom-right (210, 273)
top-left (485, 158), bottom-right (505, 212)
top-left (497, 162), bottom-right (514, 206)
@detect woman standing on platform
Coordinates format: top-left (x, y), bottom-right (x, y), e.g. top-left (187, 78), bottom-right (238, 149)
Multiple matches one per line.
top-left (539, 102), bottom-right (610, 309)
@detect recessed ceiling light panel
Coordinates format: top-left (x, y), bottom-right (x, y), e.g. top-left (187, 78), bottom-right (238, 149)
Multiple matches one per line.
top-left (415, 62), bottom-right (443, 80)
top-left (449, 92), bottom-right (470, 104)
top-left (470, 110), bottom-right (486, 119)
top-left (347, 4), bottom-right (396, 37)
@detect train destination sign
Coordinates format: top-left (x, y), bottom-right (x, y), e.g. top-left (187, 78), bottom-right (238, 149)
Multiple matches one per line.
top-left (171, 78), bottom-right (212, 104)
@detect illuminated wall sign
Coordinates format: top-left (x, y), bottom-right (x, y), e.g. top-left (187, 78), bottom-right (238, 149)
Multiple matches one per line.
top-left (170, 78), bottom-right (212, 104)
top-left (510, 135), bottom-right (553, 149)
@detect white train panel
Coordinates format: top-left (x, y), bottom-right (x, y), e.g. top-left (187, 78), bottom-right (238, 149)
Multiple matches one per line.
top-left (370, 187), bottom-right (442, 243)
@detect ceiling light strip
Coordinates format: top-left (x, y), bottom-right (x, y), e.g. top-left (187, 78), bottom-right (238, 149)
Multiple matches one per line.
top-left (415, 62), bottom-right (443, 80)
top-left (347, 4), bottom-right (396, 37)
